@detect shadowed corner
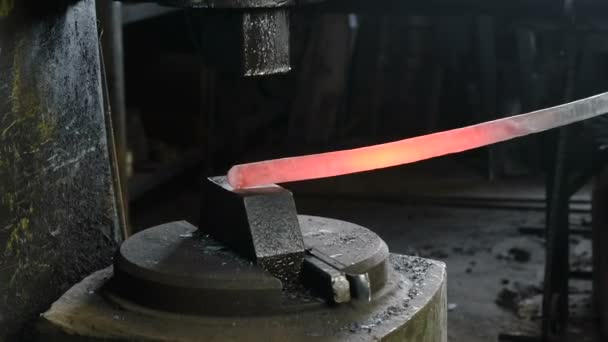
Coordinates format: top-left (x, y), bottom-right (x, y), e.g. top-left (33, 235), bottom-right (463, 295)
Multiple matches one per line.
top-left (21, 0), bottom-right (82, 18)
top-left (0, 0), bottom-right (13, 17)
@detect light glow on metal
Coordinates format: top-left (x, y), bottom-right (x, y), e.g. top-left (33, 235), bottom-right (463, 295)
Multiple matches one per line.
top-left (228, 92), bottom-right (608, 189)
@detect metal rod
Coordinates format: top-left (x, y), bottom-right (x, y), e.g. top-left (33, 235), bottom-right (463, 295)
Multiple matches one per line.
top-left (229, 92), bottom-right (608, 189)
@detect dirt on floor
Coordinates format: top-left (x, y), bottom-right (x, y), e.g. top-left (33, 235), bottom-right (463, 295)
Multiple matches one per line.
top-left (296, 197), bottom-right (598, 341)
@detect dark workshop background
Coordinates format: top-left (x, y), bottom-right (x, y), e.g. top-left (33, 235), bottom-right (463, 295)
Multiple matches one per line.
top-left (124, 10), bottom-right (608, 219)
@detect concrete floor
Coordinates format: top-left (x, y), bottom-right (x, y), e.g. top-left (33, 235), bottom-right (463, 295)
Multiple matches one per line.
top-left (296, 198), bottom-right (597, 341)
top-left (131, 160), bottom-right (601, 341)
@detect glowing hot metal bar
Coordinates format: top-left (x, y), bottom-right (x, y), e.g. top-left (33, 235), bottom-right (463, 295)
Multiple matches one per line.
top-left (228, 92), bottom-right (608, 189)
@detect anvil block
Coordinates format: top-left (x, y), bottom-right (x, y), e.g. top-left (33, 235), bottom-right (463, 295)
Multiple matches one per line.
top-left (202, 176), bottom-right (305, 287)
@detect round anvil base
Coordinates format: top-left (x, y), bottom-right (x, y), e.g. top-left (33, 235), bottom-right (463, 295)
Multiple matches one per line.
top-left (35, 257), bottom-right (446, 342)
top-left (108, 217), bottom-right (392, 315)
top-left (34, 217), bottom-right (447, 342)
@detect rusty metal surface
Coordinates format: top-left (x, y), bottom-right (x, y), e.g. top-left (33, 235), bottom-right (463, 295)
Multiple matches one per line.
top-left (36, 254), bottom-right (447, 341)
top-left (203, 176), bottom-right (305, 286)
top-left (0, 1), bottom-right (121, 339)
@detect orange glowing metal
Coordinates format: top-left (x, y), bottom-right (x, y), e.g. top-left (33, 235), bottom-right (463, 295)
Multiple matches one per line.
top-left (228, 92), bottom-right (608, 189)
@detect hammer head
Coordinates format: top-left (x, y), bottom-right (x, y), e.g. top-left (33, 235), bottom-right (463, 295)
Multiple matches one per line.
top-left (196, 9), bottom-right (291, 77)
